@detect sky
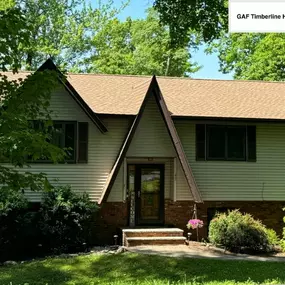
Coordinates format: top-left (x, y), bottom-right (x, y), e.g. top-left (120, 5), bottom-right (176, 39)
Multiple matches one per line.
top-left (92, 0), bottom-right (233, 80)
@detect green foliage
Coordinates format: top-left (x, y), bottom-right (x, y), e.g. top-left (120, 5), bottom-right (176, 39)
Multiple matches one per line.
top-left (0, 188), bottom-right (34, 260)
top-left (86, 9), bottom-right (200, 76)
top-left (38, 185), bottom-right (98, 253)
top-left (209, 210), bottom-right (270, 253)
top-left (0, 70), bottom-right (66, 194)
top-left (153, 0), bottom-right (228, 46)
top-left (0, 0), bottom-right (98, 260)
top-left (0, 185), bottom-right (97, 260)
top-left (0, 6), bottom-right (30, 71)
top-left (0, 0), bottom-right (15, 11)
top-left (214, 33), bottom-right (285, 81)
top-left (10, 0), bottom-right (126, 70)
top-left (265, 228), bottom-right (280, 247)
top-left (279, 207), bottom-right (285, 252)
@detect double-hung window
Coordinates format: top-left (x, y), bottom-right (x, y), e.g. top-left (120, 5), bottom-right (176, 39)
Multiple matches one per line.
top-left (196, 124), bottom-right (256, 161)
top-left (31, 120), bottom-right (88, 163)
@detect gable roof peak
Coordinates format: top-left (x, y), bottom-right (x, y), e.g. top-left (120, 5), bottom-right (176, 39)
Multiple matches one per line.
top-left (99, 76), bottom-right (203, 204)
top-left (36, 59), bottom-right (108, 133)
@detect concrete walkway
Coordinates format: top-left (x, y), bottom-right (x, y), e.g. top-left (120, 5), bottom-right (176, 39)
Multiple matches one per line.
top-left (127, 245), bottom-right (285, 262)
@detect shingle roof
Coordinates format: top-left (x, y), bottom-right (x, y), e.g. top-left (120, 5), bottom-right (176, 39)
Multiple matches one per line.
top-left (2, 71), bottom-right (285, 120)
top-left (98, 76), bottom-right (203, 204)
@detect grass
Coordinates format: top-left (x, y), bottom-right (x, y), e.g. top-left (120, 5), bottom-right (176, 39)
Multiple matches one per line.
top-left (0, 252), bottom-right (284, 285)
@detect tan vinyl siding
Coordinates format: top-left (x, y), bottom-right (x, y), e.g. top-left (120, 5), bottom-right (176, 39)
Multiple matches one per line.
top-left (126, 96), bottom-right (176, 157)
top-left (108, 164), bottom-right (124, 201)
top-left (175, 120), bottom-right (285, 201)
top-left (176, 160), bottom-right (192, 200)
top-left (108, 94), bottom-right (182, 202)
top-left (16, 87), bottom-right (130, 202)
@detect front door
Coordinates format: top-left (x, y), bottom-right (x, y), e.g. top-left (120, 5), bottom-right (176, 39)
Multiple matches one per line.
top-left (135, 165), bottom-right (164, 225)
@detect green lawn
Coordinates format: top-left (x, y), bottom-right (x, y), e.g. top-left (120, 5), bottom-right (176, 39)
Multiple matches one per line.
top-left (0, 252), bottom-right (284, 285)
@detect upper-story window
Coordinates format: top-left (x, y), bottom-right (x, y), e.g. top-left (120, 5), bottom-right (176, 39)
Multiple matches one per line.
top-left (196, 124), bottom-right (256, 162)
top-left (31, 120), bottom-right (88, 163)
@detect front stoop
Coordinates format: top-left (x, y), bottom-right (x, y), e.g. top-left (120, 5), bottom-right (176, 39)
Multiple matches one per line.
top-left (122, 228), bottom-right (186, 247)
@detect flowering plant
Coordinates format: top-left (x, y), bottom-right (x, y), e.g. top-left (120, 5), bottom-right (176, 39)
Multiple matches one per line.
top-left (186, 219), bottom-right (204, 230)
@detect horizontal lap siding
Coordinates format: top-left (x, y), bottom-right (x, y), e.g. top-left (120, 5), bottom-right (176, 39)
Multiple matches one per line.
top-left (15, 87), bottom-right (130, 202)
top-left (174, 120), bottom-right (285, 201)
top-left (176, 160), bottom-right (192, 200)
top-left (108, 164), bottom-right (124, 202)
top-left (108, 95), bottom-right (183, 202)
top-left (126, 96), bottom-right (176, 157)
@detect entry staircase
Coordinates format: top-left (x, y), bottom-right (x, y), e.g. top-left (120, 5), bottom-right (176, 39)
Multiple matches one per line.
top-left (122, 228), bottom-right (186, 247)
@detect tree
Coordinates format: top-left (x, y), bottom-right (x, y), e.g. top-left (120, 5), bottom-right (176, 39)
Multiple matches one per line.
top-left (215, 33), bottom-right (285, 81)
top-left (85, 9), bottom-right (200, 76)
top-left (0, 4), bottom-right (30, 71)
top-left (12, 0), bottom-right (126, 70)
top-left (153, 0), bottom-right (228, 46)
top-left (0, 5), bottom-right (65, 194)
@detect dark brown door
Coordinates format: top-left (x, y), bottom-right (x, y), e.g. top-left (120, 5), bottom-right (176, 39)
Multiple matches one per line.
top-left (135, 165), bottom-right (164, 225)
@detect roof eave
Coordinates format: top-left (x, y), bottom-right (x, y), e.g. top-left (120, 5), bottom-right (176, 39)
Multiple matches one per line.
top-left (38, 59), bottom-right (108, 133)
top-left (98, 76), bottom-right (203, 204)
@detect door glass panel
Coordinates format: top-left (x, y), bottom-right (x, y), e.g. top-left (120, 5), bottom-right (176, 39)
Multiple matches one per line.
top-left (140, 168), bottom-right (161, 221)
top-left (128, 165), bottom-right (136, 226)
top-left (128, 165), bottom-right (135, 193)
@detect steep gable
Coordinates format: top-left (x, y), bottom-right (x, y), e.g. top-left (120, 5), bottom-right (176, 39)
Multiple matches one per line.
top-left (99, 76), bottom-right (202, 204)
top-left (126, 95), bottom-right (176, 157)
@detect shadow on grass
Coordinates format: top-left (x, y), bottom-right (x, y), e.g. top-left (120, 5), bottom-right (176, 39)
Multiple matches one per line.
top-left (86, 253), bottom-right (285, 284)
top-left (0, 252), bottom-right (284, 285)
top-left (0, 258), bottom-right (75, 285)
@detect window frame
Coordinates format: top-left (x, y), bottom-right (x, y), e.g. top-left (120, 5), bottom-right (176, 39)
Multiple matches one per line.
top-left (197, 124), bottom-right (256, 162)
top-left (206, 125), bottom-right (227, 161)
top-left (77, 122), bottom-right (89, 163)
top-left (54, 121), bottom-right (77, 163)
top-left (29, 120), bottom-right (78, 164)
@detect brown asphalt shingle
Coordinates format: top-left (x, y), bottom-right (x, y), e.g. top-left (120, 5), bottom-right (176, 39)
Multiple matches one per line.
top-left (2, 71), bottom-right (285, 119)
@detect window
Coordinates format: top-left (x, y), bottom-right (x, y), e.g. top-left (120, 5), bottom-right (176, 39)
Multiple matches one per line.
top-left (77, 122), bottom-right (88, 163)
top-left (30, 120), bottom-right (88, 163)
top-left (196, 124), bottom-right (256, 161)
top-left (53, 122), bottom-right (77, 162)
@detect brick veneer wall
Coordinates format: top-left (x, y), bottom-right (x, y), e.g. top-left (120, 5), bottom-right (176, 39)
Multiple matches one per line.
top-left (165, 200), bottom-right (285, 240)
top-left (92, 202), bottom-right (128, 245)
top-left (94, 200), bottom-right (285, 244)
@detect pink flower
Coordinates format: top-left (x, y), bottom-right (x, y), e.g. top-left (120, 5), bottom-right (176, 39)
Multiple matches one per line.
top-left (186, 219), bottom-right (204, 229)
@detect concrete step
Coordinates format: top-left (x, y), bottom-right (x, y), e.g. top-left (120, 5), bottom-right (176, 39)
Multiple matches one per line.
top-left (126, 236), bottom-right (186, 247)
top-left (122, 228), bottom-right (184, 238)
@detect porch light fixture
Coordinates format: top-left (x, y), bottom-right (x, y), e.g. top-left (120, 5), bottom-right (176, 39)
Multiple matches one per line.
top-left (187, 232), bottom-right (192, 243)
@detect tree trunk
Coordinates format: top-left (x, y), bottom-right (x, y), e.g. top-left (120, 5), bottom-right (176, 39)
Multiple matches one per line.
top-left (165, 55), bottom-right (171, 76)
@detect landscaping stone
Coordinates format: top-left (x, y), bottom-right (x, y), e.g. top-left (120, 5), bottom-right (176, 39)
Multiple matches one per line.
top-left (3, 261), bottom-right (17, 266)
top-left (115, 246), bottom-right (127, 254)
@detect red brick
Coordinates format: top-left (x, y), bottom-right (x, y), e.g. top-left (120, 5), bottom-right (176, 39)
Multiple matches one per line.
top-left (93, 200), bottom-right (285, 244)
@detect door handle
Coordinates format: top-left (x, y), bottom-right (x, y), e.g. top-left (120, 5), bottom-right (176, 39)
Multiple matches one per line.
top-left (138, 191), bottom-right (141, 198)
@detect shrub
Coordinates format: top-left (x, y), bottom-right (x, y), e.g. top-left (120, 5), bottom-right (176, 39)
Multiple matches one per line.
top-left (280, 208), bottom-right (285, 252)
top-left (209, 210), bottom-right (270, 253)
top-left (265, 228), bottom-right (280, 247)
top-left (0, 188), bottom-right (37, 260)
top-left (38, 185), bottom-right (98, 254)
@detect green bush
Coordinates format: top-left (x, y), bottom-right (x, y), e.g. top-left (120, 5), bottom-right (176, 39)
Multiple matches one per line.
top-left (265, 228), bottom-right (280, 247)
top-left (38, 185), bottom-right (98, 253)
top-left (280, 208), bottom-right (285, 252)
top-left (0, 188), bottom-right (38, 260)
top-left (0, 185), bottom-right (98, 260)
top-left (209, 210), bottom-right (270, 253)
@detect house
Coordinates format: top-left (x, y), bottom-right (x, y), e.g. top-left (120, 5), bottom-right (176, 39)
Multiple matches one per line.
top-left (3, 59), bottom-right (285, 244)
